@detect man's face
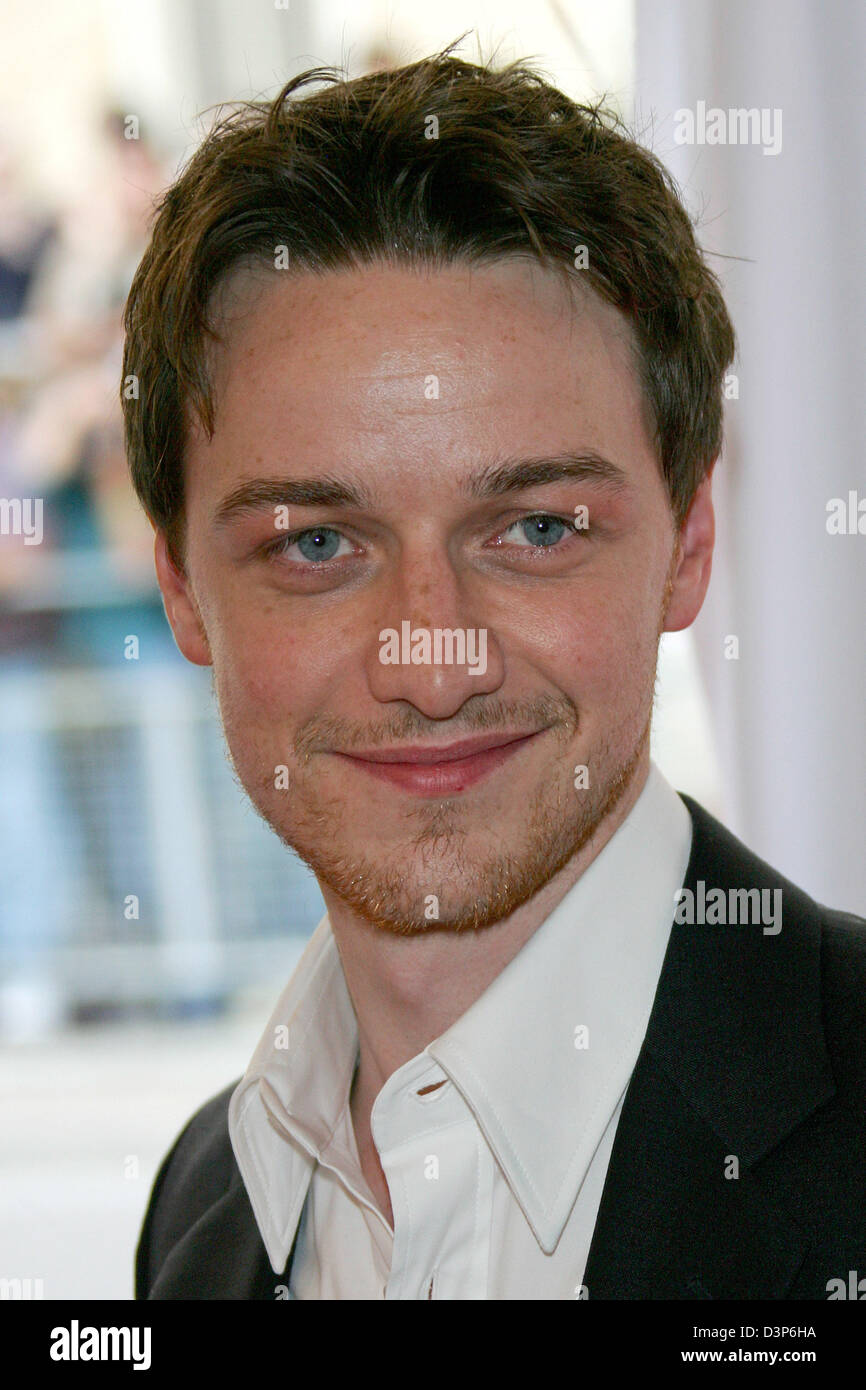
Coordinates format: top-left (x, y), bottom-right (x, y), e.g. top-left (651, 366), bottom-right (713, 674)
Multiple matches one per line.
top-left (159, 258), bottom-right (706, 933)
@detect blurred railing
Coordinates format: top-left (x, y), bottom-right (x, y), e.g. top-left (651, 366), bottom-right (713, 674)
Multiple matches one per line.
top-left (0, 576), bottom-right (324, 1024)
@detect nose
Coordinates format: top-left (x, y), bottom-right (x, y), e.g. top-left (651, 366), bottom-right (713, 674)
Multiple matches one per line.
top-left (364, 547), bottom-right (504, 720)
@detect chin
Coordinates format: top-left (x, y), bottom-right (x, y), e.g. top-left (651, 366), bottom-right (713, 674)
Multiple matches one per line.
top-left (240, 712), bottom-right (652, 936)
top-left (281, 790), bottom-right (592, 936)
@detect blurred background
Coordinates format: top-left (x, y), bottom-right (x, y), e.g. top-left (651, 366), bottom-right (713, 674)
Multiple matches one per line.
top-left (1, 0), bottom-right (864, 1299)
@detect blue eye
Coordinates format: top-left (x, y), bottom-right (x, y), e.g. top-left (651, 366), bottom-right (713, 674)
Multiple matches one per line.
top-left (263, 526), bottom-right (350, 563)
top-left (505, 514), bottom-right (574, 548)
top-left (294, 528), bottom-right (343, 562)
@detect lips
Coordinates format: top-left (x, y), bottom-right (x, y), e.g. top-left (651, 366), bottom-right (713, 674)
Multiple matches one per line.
top-left (332, 730), bottom-right (544, 796)
top-left (342, 732), bottom-right (538, 764)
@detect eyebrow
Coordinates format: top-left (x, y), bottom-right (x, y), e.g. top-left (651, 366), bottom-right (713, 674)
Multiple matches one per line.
top-left (468, 451), bottom-right (632, 500)
top-left (213, 475), bottom-right (370, 528)
top-left (211, 451), bottom-right (631, 529)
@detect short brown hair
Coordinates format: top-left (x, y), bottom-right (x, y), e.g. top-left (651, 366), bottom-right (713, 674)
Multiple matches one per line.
top-left (121, 43), bottom-right (736, 564)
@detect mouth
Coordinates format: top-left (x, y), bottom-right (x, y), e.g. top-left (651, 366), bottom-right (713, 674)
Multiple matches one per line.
top-left (331, 730), bottom-right (546, 796)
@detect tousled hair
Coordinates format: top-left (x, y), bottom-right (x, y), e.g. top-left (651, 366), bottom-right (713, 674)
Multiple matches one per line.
top-left (121, 41), bottom-right (736, 564)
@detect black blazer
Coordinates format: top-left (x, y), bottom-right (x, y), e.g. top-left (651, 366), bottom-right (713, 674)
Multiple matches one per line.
top-left (136, 795), bottom-right (866, 1299)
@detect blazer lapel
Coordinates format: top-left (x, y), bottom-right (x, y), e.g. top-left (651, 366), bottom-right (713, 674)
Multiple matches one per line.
top-left (584, 1049), bottom-right (810, 1298)
top-left (148, 1170), bottom-right (295, 1299)
top-left (584, 794), bottom-right (836, 1299)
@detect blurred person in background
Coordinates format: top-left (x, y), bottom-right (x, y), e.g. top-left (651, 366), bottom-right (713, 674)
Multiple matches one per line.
top-left (0, 110), bottom-right (174, 1037)
top-left (18, 106), bottom-right (168, 586)
top-left (0, 132), bottom-right (55, 323)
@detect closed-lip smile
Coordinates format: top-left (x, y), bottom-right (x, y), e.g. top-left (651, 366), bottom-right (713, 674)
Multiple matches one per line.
top-left (332, 729), bottom-right (546, 795)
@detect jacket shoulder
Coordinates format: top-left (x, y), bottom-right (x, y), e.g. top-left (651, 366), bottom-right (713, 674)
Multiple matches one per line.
top-left (136, 1079), bottom-right (242, 1298)
top-left (681, 792), bottom-right (866, 1095)
top-left (820, 906), bottom-right (866, 1096)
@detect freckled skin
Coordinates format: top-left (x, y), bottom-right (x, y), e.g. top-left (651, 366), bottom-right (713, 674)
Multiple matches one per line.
top-left (154, 259), bottom-right (715, 1167)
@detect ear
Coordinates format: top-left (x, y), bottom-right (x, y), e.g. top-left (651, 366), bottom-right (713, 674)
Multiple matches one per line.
top-left (662, 468), bottom-right (716, 633)
top-left (153, 529), bottom-right (212, 666)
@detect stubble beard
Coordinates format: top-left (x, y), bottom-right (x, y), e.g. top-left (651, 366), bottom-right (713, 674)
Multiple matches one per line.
top-left (223, 682), bottom-right (655, 937)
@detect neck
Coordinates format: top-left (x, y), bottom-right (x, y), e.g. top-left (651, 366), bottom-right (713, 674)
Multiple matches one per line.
top-left (324, 757), bottom-right (651, 1112)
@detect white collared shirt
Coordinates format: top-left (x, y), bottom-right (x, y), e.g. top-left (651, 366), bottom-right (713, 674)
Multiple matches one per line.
top-left (228, 762), bottom-right (692, 1299)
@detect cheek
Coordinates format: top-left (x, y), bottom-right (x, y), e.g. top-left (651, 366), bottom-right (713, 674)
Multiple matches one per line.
top-left (207, 606), bottom-right (297, 736)
top-left (208, 593), bottom-right (353, 741)
top-left (507, 577), bottom-right (660, 699)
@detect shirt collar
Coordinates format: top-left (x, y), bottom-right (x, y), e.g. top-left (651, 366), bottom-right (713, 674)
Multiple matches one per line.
top-left (229, 917), bottom-right (359, 1272)
top-left (229, 762), bottom-right (692, 1270)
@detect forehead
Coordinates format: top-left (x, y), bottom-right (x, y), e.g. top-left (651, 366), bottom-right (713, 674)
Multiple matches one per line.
top-left (189, 257), bottom-right (657, 495)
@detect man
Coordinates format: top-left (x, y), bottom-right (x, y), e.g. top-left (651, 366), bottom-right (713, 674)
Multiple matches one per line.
top-left (124, 49), bottom-right (866, 1300)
